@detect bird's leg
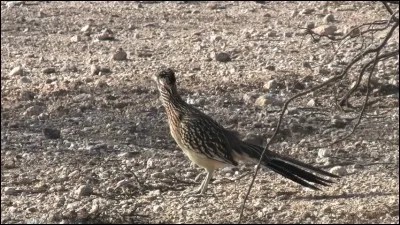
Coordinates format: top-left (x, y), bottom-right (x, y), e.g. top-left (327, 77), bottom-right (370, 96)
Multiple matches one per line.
top-left (199, 168), bottom-right (214, 194)
top-left (191, 169), bottom-right (214, 195)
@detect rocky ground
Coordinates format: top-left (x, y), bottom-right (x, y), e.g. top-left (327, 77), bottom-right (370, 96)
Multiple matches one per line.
top-left (1, 1), bottom-right (399, 224)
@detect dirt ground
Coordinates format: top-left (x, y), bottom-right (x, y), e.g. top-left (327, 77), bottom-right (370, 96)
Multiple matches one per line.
top-left (1, 1), bottom-right (399, 224)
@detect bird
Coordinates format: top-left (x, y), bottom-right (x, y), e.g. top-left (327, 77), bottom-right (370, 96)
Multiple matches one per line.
top-left (152, 68), bottom-right (339, 195)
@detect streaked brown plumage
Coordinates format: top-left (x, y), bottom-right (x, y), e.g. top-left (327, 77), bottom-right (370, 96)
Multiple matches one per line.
top-left (153, 68), bottom-right (339, 194)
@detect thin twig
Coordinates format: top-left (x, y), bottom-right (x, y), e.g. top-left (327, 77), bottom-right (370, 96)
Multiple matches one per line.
top-left (237, 9), bottom-right (399, 223)
top-left (339, 50), bottom-right (399, 107)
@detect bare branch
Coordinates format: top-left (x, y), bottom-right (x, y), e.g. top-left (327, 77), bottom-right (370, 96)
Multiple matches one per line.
top-left (238, 5), bottom-right (399, 221)
top-left (340, 50), bottom-right (399, 107)
top-left (382, 1), bottom-right (395, 15)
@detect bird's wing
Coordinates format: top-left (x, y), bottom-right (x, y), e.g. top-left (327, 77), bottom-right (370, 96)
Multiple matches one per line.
top-left (179, 114), bottom-right (239, 166)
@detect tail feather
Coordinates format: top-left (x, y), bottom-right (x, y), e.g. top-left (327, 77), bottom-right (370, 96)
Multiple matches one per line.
top-left (267, 162), bottom-right (322, 190)
top-left (238, 141), bottom-right (339, 190)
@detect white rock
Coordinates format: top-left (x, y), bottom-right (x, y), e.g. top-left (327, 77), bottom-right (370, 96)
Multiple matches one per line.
top-left (90, 65), bottom-right (101, 75)
top-left (23, 105), bottom-right (45, 117)
top-left (210, 35), bottom-right (222, 42)
top-left (89, 203), bottom-right (99, 215)
top-left (221, 166), bottom-right (233, 173)
top-left (153, 205), bottom-right (163, 213)
top-left (81, 24), bottom-right (91, 32)
top-left (312, 25), bottom-right (337, 36)
top-left (323, 14), bottom-right (335, 23)
top-left (263, 80), bottom-right (278, 90)
top-left (75, 184), bottom-right (93, 197)
top-left (329, 166), bottom-right (347, 176)
top-left (112, 48), bottom-right (127, 61)
top-left (148, 190), bottom-right (160, 197)
top-left (150, 172), bottom-right (164, 179)
top-left (318, 148), bottom-right (330, 158)
top-left (70, 35), bottom-right (81, 42)
top-left (68, 170), bottom-right (79, 178)
top-left (300, 8), bottom-right (315, 15)
top-left (291, 10), bottom-right (299, 17)
top-left (4, 187), bottom-right (17, 195)
top-left (9, 66), bottom-right (23, 76)
top-left (147, 158), bottom-right (155, 169)
top-left (307, 98), bottom-right (316, 107)
top-left (255, 94), bottom-right (283, 108)
top-left (6, 1), bottom-right (24, 8)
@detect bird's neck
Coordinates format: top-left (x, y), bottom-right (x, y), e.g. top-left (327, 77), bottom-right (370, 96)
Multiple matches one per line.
top-left (159, 86), bottom-right (189, 118)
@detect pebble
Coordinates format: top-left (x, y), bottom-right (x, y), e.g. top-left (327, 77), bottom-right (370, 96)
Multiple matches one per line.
top-left (215, 52), bottom-right (231, 62)
top-left (329, 166), bottom-right (347, 176)
top-left (323, 14), bottom-right (335, 23)
top-left (347, 26), bottom-right (360, 37)
top-left (97, 28), bottom-right (115, 41)
top-left (4, 160), bottom-right (17, 169)
top-left (267, 31), bottom-right (277, 38)
top-left (112, 48), bottom-right (127, 61)
top-left (6, 1), bottom-right (24, 8)
top-left (147, 158), bottom-right (155, 169)
top-left (115, 179), bottom-right (130, 188)
top-left (9, 66), bottom-right (23, 76)
top-left (243, 133), bottom-right (264, 146)
top-left (210, 35), bottom-right (222, 42)
top-left (4, 187), bottom-right (17, 195)
top-left (265, 65), bottom-right (276, 71)
top-left (284, 32), bottom-right (293, 38)
top-left (306, 98), bottom-right (316, 107)
top-left (20, 90), bottom-right (35, 101)
top-left (300, 8), bottom-right (315, 15)
top-left (61, 63), bottom-right (78, 72)
top-left (303, 61), bottom-right (312, 69)
top-left (316, 66), bottom-right (331, 75)
top-left (292, 80), bottom-right (306, 90)
top-left (312, 25), bottom-right (337, 36)
top-left (23, 105), bottom-right (45, 117)
top-left (75, 184), bottom-right (93, 197)
top-left (81, 24), bottom-right (91, 33)
top-left (89, 203), bottom-right (99, 215)
top-left (330, 116), bottom-right (348, 128)
top-left (255, 94), bottom-right (283, 107)
top-left (33, 182), bottom-right (48, 193)
top-left (153, 205), bottom-right (163, 213)
top-left (306, 22), bottom-right (315, 29)
top-left (207, 3), bottom-right (218, 10)
top-left (148, 190), bottom-right (161, 198)
top-left (42, 67), bottom-right (56, 74)
top-left (318, 148), bottom-right (330, 158)
top-left (43, 127), bottom-right (61, 139)
top-left (291, 10), bottom-right (299, 17)
top-left (20, 77), bottom-right (32, 84)
top-left (150, 172), bottom-right (165, 179)
top-left (263, 80), bottom-right (278, 90)
top-left (221, 166), bottom-right (234, 173)
top-left (70, 35), bottom-right (81, 42)
top-left (68, 170), bottom-right (80, 178)
top-left (90, 65), bottom-right (101, 75)
top-left (242, 93), bottom-right (257, 104)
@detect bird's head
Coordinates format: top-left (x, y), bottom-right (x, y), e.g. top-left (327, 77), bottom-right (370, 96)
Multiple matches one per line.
top-left (152, 68), bottom-right (177, 92)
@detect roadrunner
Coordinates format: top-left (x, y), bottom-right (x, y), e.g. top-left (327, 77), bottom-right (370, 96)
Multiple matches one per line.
top-left (153, 68), bottom-right (339, 194)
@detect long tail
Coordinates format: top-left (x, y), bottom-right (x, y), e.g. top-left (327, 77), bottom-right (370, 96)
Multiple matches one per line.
top-left (237, 141), bottom-right (340, 190)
